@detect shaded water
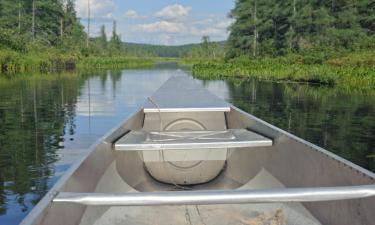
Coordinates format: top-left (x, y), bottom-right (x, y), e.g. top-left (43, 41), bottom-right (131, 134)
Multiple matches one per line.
top-left (0, 65), bottom-right (374, 224)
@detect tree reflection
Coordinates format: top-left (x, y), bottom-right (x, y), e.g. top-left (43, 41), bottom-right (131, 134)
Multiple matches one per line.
top-left (225, 78), bottom-right (375, 172)
top-left (0, 73), bottom-right (85, 216)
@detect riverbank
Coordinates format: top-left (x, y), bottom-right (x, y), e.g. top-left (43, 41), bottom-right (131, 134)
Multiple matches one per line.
top-left (0, 49), bottom-right (155, 74)
top-left (181, 51), bottom-right (375, 92)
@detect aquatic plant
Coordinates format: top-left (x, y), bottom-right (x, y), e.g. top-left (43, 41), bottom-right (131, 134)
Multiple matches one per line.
top-left (189, 52), bottom-right (375, 92)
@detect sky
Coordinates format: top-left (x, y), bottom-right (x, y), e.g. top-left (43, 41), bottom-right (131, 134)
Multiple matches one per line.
top-left (75, 0), bottom-right (235, 45)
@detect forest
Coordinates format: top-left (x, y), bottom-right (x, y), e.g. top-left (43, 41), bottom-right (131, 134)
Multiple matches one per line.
top-left (227, 0), bottom-right (375, 58)
top-left (0, 0), bottom-right (152, 73)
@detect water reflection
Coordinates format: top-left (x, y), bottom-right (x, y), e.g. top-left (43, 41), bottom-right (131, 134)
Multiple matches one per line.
top-left (202, 78), bottom-right (375, 172)
top-left (0, 74), bottom-right (82, 224)
top-left (0, 66), bottom-right (374, 224)
top-left (0, 66), bottom-right (186, 224)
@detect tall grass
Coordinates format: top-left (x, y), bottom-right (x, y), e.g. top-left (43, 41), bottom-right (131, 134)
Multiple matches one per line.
top-left (0, 49), bottom-right (156, 74)
top-left (0, 50), bottom-right (77, 74)
top-left (189, 52), bottom-right (375, 92)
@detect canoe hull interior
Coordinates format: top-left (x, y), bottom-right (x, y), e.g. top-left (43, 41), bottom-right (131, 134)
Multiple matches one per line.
top-left (20, 107), bottom-right (375, 225)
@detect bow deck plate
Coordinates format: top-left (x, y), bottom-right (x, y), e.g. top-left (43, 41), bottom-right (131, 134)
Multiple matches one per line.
top-left (143, 76), bottom-right (231, 113)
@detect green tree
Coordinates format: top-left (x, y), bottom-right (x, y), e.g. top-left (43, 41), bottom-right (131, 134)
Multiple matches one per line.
top-left (109, 20), bottom-right (123, 55)
top-left (0, 0), bottom-right (85, 50)
top-left (63, 0), bottom-right (85, 42)
top-left (98, 24), bottom-right (107, 51)
top-left (357, 0), bottom-right (375, 35)
top-left (227, 0), bottom-right (375, 58)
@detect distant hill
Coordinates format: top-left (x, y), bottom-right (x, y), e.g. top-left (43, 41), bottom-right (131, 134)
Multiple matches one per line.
top-left (124, 41), bottom-right (226, 58)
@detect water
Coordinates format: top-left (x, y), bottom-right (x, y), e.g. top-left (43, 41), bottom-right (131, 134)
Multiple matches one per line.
top-left (0, 64), bottom-right (374, 224)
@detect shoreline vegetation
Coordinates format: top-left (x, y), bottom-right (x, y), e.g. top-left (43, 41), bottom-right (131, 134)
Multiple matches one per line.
top-left (0, 0), bottom-right (157, 75)
top-left (0, 50), bottom-right (156, 74)
top-left (180, 50), bottom-right (375, 92)
top-left (181, 0), bottom-right (375, 92)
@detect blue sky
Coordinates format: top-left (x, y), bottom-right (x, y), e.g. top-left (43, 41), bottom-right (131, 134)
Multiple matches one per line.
top-left (75, 0), bottom-right (235, 45)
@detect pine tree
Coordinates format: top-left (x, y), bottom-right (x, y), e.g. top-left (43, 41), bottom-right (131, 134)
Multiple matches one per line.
top-left (36, 0), bottom-right (65, 44)
top-left (0, 0), bottom-right (20, 29)
top-left (109, 21), bottom-right (123, 55)
top-left (0, 0), bottom-right (85, 50)
top-left (98, 24), bottom-right (107, 51)
top-left (357, 0), bottom-right (375, 35)
top-left (227, 0), bottom-right (375, 58)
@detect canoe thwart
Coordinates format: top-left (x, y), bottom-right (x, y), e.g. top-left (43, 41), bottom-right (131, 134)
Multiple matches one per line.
top-left (53, 184), bottom-right (375, 206)
top-left (114, 129), bottom-right (273, 151)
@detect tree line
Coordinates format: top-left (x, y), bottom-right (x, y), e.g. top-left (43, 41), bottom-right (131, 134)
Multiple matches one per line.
top-left (2, 0), bottom-right (374, 60)
top-left (0, 0), bottom-right (123, 56)
top-left (88, 22), bottom-right (123, 56)
top-left (0, 0), bottom-right (84, 51)
top-left (186, 36), bottom-right (226, 59)
top-left (227, 0), bottom-right (375, 59)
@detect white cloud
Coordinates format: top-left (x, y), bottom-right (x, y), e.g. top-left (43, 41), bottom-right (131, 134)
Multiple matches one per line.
top-left (76, 0), bottom-right (115, 19)
top-left (124, 10), bottom-right (138, 19)
top-left (130, 15), bottom-right (232, 44)
top-left (138, 21), bottom-right (185, 33)
top-left (159, 34), bottom-right (173, 45)
top-left (124, 10), bottom-right (147, 19)
top-left (190, 27), bottom-right (222, 36)
top-left (155, 4), bottom-right (192, 21)
top-left (73, 0), bottom-right (233, 44)
top-left (104, 13), bottom-right (114, 19)
top-left (190, 17), bottom-right (233, 36)
top-left (216, 19), bottom-right (234, 29)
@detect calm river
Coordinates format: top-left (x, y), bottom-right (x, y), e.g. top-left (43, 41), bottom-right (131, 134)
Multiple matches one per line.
top-left (0, 63), bottom-right (374, 224)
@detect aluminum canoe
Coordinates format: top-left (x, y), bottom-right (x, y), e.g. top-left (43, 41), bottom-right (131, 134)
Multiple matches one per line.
top-left (20, 76), bottom-right (375, 225)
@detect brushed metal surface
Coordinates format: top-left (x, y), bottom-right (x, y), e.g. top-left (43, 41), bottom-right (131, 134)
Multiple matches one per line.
top-left (226, 106), bottom-right (375, 225)
top-left (139, 110), bottom-right (229, 185)
top-left (114, 129), bottom-right (272, 151)
top-left (143, 76), bottom-right (230, 113)
top-left (54, 184), bottom-right (375, 206)
top-left (19, 110), bottom-right (145, 225)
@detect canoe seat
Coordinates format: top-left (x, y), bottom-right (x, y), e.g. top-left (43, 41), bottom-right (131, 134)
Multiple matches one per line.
top-left (114, 129), bottom-right (272, 151)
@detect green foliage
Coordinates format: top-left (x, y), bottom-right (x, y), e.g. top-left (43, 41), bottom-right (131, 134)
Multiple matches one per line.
top-left (184, 0), bottom-right (375, 92)
top-left (0, 48), bottom-right (77, 74)
top-left (0, 28), bottom-right (27, 52)
top-left (108, 21), bottom-right (123, 56)
top-left (125, 42), bottom-right (223, 58)
top-left (0, 48), bottom-right (156, 74)
top-left (97, 25), bottom-right (108, 51)
top-left (183, 37), bottom-right (226, 60)
top-left (0, 0), bottom-right (86, 51)
top-left (0, 0), bottom-right (159, 74)
top-left (328, 53), bottom-right (375, 68)
top-left (191, 51), bottom-right (375, 92)
top-left (227, 0), bottom-right (375, 58)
